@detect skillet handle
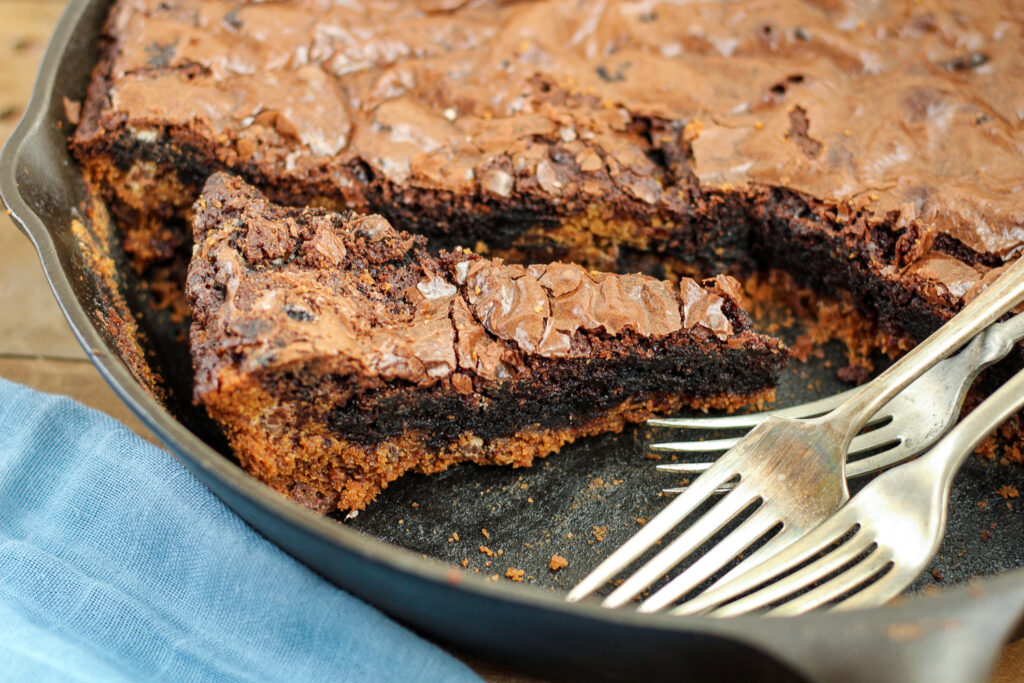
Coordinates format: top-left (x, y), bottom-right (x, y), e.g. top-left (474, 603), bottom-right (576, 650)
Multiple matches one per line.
top-left (734, 570), bottom-right (1024, 683)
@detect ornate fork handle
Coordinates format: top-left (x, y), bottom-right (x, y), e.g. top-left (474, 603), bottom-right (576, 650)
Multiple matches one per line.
top-left (826, 257), bottom-right (1024, 445)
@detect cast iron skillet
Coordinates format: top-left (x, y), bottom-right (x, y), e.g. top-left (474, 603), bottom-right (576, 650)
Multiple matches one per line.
top-left (4, 2), bottom-right (1024, 680)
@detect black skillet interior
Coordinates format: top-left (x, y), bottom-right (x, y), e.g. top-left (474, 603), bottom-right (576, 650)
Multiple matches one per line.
top-left (4, 1), bottom-right (1024, 681)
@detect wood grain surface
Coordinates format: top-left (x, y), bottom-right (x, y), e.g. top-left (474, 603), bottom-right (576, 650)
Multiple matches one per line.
top-left (0, 2), bottom-right (1018, 681)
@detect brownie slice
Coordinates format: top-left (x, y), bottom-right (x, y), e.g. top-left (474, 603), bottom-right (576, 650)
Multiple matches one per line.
top-left (187, 174), bottom-right (787, 513)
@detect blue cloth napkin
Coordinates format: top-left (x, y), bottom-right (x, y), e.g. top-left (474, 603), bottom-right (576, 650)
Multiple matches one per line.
top-left (0, 377), bottom-right (480, 682)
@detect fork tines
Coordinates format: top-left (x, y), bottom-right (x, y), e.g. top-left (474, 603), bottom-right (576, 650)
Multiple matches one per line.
top-left (669, 467), bottom-right (929, 618)
top-left (566, 417), bottom-right (839, 609)
top-left (674, 519), bottom-right (896, 618)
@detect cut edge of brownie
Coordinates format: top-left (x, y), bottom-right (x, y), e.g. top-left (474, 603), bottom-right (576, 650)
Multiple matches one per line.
top-left (187, 173), bottom-right (788, 512)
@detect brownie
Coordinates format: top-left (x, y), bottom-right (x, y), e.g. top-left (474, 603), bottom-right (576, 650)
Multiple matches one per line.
top-left (72, 0), bottom-right (1024, 353)
top-left (188, 173), bottom-right (787, 512)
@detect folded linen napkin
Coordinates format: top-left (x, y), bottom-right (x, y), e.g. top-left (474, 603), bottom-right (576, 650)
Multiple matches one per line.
top-left (0, 377), bottom-right (480, 682)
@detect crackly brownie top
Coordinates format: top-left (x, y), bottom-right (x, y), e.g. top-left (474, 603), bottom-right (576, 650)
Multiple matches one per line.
top-left (81, 0), bottom-right (1024, 260)
top-left (187, 173), bottom-right (760, 398)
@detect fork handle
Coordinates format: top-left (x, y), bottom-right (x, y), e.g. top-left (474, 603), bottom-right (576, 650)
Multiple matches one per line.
top-left (828, 256), bottom-right (1024, 443)
top-left (975, 308), bottom-right (1024, 366)
top-left (923, 364), bottom-right (1024, 483)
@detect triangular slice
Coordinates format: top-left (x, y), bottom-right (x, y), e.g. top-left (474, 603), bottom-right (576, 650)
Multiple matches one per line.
top-left (187, 173), bottom-right (788, 513)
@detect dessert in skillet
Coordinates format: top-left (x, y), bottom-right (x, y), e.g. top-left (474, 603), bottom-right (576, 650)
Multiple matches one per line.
top-left (188, 174), bottom-right (785, 511)
top-left (68, 0), bottom-right (1024, 510)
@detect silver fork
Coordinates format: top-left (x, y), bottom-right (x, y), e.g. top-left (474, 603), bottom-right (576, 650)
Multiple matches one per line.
top-left (567, 256), bottom-right (1024, 610)
top-left (672, 361), bottom-right (1024, 617)
top-left (653, 312), bottom-right (1024, 494)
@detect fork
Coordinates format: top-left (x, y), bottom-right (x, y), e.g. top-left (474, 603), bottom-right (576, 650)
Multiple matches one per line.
top-left (566, 256), bottom-right (1024, 610)
top-left (672, 361), bottom-right (1024, 617)
top-left (653, 311), bottom-right (1024, 494)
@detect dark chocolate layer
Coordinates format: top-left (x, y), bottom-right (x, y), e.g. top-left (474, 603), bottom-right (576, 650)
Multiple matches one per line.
top-left (324, 344), bottom-right (785, 449)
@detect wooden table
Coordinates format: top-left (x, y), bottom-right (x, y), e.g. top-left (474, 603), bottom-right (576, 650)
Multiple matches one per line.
top-left (0, 2), bottom-right (1020, 680)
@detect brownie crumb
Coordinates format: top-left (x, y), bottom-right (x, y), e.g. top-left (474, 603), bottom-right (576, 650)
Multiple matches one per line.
top-left (790, 334), bottom-right (824, 362)
top-left (549, 554), bottom-right (568, 571)
top-left (977, 439), bottom-right (999, 461)
top-left (838, 362), bottom-right (872, 385)
top-left (931, 568), bottom-right (943, 582)
top-left (62, 97), bottom-right (81, 126)
top-left (505, 567), bottom-right (525, 582)
top-left (996, 485), bottom-right (1019, 499)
